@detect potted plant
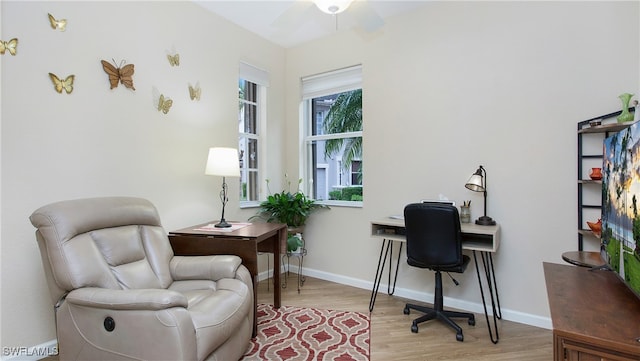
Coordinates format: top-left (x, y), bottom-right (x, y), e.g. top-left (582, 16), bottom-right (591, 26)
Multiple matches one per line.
top-left (251, 177), bottom-right (328, 252)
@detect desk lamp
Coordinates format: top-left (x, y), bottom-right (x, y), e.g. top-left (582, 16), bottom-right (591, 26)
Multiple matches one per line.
top-left (465, 165), bottom-right (496, 226)
top-left (205, 147), bottom-right (240, 228)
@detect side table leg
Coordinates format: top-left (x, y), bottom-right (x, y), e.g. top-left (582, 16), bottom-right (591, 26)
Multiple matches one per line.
top-left (273, 231), bottom-right (282, 309)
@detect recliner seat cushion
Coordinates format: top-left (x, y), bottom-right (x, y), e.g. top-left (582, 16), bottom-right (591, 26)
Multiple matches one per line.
top-left (181, 280), bottom-right (251, 360)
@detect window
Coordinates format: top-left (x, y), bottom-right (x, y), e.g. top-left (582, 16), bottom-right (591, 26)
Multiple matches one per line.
top-left (302, 65), bottom-right (363, 206)
top-left (238, 62), bottom-right (268, 206)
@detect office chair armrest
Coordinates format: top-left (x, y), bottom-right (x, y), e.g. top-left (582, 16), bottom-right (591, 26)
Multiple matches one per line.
top-left (169, 255), bottom-right (242, 281)
top-left (66, 288), bottom-right (188, 310)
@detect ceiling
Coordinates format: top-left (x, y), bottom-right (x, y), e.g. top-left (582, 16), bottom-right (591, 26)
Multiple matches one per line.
top-left (193, 1), bottom-right (429, 48)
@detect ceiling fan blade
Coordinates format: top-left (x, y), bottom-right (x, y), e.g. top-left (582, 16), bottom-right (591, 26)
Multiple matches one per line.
top-left (272, 1), bottom-right (316, 30)
top-left (349, 1), bottom-right (384, 32)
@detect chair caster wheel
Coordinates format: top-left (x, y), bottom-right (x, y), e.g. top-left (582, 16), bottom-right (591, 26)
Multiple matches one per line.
top-left (403, 306), bottom-right (410, 315)
top-left (411, 324), bottom-right (418, 333)
top-left (456, 333), bottom-right (464, 342)
top-left (469, 318), bottom-right (475, 326)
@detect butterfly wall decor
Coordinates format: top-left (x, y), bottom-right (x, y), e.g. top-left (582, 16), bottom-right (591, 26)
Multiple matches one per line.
top-left (100, 59), bottom-right (135, 90)
top-left (158, 94), bottom-right (173, 114)
top-left (0, 38), bottom-right (18, 56)
top-left (188, 83), bottom-right (201, 101)
top-left (48, 73), bottom-right (75, 94)
top-left (167, 53), bottom-right (180, 67)
top-left (48, 13), bottom-right (67, 31)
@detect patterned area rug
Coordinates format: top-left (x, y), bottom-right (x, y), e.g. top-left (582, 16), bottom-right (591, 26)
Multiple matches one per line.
top-left (241, 304), bottom-right (370, 361)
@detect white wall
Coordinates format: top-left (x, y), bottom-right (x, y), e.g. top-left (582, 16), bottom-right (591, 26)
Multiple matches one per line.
top-left (1, 0), bottom-right (639, 353)
top-left (0, 0), bottom-right (286, 351)
top-left (285, 1), bottom-right (639, 326)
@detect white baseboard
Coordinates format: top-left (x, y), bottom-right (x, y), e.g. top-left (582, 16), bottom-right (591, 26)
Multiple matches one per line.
top-left (260, 264), bottom-right (552, 330)
top-left (1, 340), bottom-right (58, 361)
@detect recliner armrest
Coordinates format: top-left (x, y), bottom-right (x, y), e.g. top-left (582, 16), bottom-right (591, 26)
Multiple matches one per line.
top-left (66, 288), bottom-right (188, 310)
top-left (170, 255), bottom-right (242, 281)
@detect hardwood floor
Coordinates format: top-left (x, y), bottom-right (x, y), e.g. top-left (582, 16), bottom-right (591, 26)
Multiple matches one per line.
top-left (266, 276), bottom-right (553, 361)
top-left (43, 276), bottom-right (553, 360)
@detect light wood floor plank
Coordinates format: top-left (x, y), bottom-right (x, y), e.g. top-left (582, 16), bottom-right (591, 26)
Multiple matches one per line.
top-left (261, 275), bottom-right (553, 361)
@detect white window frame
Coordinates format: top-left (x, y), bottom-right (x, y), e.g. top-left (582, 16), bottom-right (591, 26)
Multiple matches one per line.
top-left (301, 65), bottom-right (363, 208)
top-left (239, 62), bottom-right (269, 208)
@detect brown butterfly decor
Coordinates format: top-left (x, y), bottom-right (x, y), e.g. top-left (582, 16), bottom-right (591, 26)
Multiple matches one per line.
top-left (48, 73), bottom-right (74, 94)
top-left (167, 53), bottom-right (179, 67)
top-left (48, 13), bottom-right (67, 31)
top-left (158, 94), bottom-right (173, 114)
top-left (0, 38), bottom-right (18, 56)
top-left (101, 59), bottom-right (135, 90)
top-left (188, 82), bottom-right (201, 101)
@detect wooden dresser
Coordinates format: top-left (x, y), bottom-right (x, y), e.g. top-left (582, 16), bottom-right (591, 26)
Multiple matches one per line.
top-left (544, 262), bottom-right (640, 360)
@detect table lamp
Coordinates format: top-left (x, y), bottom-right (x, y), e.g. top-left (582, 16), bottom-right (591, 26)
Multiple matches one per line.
top-left (205, 147), bottom-right (240, 228)
top-left (465, 165), bottom-right (496, 226)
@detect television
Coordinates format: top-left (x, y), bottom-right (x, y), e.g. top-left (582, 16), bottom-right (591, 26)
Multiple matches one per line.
top-left (602, 121), bottom-right (640, 298)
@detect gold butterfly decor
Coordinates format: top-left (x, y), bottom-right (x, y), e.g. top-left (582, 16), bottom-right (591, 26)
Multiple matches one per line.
top-left (158, 94), bottom-right (173, 114)
top-left (167, 53), bottom-right (180, 67)
top-left (100, 59), bottom-right (135, 90)
top-left (0, 38), bottom-right (18, 56)
top-left (48, 13), bottom-right (67, 31)
top-left (188, 83), bottom-right (201, 101)
top-left (48, 73), bottom-right (75, 94)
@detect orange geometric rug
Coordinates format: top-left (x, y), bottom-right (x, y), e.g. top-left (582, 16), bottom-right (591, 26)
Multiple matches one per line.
top-left (241, 304), bottom-right (370, 361)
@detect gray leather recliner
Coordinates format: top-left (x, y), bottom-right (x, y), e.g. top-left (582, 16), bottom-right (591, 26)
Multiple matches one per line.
top-left (30, 197), bottom-right (253, 361)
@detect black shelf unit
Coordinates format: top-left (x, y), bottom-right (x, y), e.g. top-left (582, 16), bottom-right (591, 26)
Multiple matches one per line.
top-left (577, 109), bottom-right (636, 250)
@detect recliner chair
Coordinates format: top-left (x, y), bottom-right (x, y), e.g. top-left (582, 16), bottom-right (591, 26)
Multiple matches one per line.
top-left (30, 196), bottom-right (253, 360)
top-left (402, 202), bottom-right (475, 342)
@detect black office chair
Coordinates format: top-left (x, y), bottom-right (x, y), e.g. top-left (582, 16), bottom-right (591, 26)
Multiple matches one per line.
top-left (402, 202), bottom-right (475, 342)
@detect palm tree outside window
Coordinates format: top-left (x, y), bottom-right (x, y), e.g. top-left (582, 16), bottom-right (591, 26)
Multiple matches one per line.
top-left (304, 89), bottom-right (363, 204)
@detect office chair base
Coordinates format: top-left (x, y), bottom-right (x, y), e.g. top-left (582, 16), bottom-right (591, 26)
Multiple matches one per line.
top-left (404, 304), bottom-right (475, 342)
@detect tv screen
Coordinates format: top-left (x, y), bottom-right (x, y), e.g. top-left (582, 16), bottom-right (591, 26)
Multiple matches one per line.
top-left (602, 121), bottom-right (640, 298)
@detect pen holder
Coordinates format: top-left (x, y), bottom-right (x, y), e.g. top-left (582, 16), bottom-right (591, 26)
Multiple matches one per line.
top-left (460, 205), bottom-right (471, 223)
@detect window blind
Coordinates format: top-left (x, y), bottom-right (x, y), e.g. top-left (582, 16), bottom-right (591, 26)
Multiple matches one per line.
top-left (301, 64), bottom-right (362, 100)
top-left (239, 62), bottom-right (270, 87)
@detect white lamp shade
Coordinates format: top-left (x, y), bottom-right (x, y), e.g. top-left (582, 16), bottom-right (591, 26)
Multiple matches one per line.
top-left (205, 147), bottom-right (240, 177)
top-left (313, 0), bottom-right (353, 14)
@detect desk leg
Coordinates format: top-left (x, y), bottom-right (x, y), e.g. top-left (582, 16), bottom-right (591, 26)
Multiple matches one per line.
top-left (389, 242), bottom-right (402, 295)
top-left (369, 239), bottom-right (402, 312)
top-left (473, 250), bottom-right (502, 344)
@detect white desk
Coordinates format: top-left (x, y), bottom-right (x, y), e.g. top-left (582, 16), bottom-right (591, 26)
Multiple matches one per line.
top-left (369, 217), bottom-right (502, 343)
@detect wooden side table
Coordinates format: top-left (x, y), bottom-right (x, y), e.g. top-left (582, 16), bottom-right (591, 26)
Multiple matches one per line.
top-left (168, 221), bottom-right (287, 337)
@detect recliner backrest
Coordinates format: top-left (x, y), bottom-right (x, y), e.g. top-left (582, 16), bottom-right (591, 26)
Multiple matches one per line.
top-left (30, 197), bottom-right (175, 303)
top-left (404, 202), bottom-right (463, 269)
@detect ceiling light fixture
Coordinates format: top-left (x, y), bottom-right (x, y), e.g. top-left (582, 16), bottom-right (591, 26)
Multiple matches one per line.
top-left (313, 0), bottom-right (354, 14)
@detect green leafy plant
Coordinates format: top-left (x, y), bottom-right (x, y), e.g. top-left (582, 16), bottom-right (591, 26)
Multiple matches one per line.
top-left (250, 176), bottom-right (329, 252)
top-left (287, 233), bottom-right (303, 253)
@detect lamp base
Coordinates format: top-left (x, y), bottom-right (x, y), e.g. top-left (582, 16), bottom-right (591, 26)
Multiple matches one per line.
top-left (215, 219), bottom-right (232, 228)
top-left (475, 216), bottom-right (496, 226)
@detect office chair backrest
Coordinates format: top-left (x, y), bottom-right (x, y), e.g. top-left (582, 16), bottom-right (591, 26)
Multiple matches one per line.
top-left (404, 202), bottom-right (463, 269)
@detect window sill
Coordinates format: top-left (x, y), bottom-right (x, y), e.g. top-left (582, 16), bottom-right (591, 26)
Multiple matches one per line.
top-left (239, 201), bottom-right (261, 209)
top-left (317, 200), bottom-right (363, 208)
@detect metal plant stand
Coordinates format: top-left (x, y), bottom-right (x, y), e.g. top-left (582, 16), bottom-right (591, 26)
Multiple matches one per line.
top-left (282, 245), bottom-right (307, 293)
